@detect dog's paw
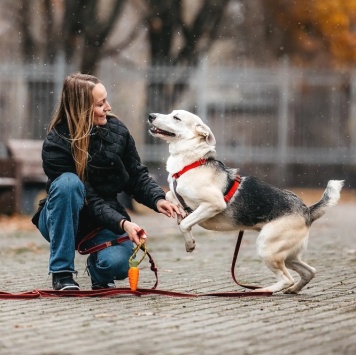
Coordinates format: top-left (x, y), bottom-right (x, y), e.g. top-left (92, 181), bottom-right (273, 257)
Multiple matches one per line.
top-left (185, 239), bottom-right (196, 252)
top-left (181, 210), bottom-right (188, 219)
top-left (177, 215), bottom-right (183, 225)
top-left (284, 286), bottom-right (299, 294)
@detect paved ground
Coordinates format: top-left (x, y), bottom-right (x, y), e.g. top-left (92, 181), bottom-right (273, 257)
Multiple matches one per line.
top-left (0, 189), bottom-right (355, 355)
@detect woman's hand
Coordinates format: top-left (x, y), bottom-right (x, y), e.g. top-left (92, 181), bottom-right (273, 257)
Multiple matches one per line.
top-left (120, 220), bottom-right (147, 245)
top-left (156, 199), bottom-right (181, 218)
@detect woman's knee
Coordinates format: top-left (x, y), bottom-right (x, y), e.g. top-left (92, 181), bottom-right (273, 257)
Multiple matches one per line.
top-left (96, 257), bottom-right (129, 280)
top-left (49, 173), bottom-right (85, 202)
top-left (52, 172), bottom-right (84, 192)
top-left (111, 258), bottom-right (130, 280)
top-left (97, 244), bottom-right (132, 280)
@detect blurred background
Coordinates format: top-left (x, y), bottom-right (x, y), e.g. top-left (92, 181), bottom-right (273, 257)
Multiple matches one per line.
top-left (0, 0), bottom-right (355, 214)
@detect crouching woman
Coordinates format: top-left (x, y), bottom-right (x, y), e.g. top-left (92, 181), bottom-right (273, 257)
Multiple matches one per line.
top-left (32, 73), bottom-right (179, 290)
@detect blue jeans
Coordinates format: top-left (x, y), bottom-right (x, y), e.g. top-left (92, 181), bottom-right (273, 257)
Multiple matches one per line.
top-left (38, 172), bottom-right (133, 284)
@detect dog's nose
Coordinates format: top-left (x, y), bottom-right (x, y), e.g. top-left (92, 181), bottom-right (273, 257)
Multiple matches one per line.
top-left (148, 113), bottom-right (157, 122)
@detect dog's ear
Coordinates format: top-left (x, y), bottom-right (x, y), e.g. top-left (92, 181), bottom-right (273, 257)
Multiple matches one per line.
top-left (195, 124), bottom-right (216, 146)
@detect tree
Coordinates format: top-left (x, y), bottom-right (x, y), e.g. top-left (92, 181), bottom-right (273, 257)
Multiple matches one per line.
top-left (142, 0), bottom-right (231, 116)
top-left (18, 0), bottom-right (130, 74)
top-left (61, 0), bottom-right (128, 74)
top-left (263, 0), bottom-right (356, 67)
top-left (145, 0), bottom-right (230, 66)
top-left (16, 0), bottom-right (231, 74)
top-left (11, 0), bottom-right (232, 139)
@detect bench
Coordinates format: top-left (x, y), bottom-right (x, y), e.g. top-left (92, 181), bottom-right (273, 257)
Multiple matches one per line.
top-left (7, 139), bottom-right (47, 185)
top-left (0, 158), bottom-right (22, 214)
top-left (0, 139), bottom-right (46, 214)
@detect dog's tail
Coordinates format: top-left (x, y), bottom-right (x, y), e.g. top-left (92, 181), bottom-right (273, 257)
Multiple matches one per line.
top-left (308, 180), bottom-right (344, 224)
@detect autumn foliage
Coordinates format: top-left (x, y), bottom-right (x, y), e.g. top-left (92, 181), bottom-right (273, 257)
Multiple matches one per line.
top-left (265, 0), bottom-right (356, 66)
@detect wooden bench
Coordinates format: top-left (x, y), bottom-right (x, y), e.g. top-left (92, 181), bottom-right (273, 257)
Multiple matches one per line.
top-left (7, 139), bottom-right (47, 185)
top-left (0, 158), bottom-right (22, 214)
top-left (0, 139), bottom-right (46, 214)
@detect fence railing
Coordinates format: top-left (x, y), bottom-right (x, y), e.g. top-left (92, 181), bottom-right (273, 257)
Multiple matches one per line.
top-left (0, 59), bottom-right (355, 186)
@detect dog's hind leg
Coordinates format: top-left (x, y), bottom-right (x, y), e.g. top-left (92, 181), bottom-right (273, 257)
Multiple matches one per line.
top-left (284, 258), bottom-right (316, 294)
top-left (256, 217), bottom-right (309, 293)
top-left (258, 259), bottom-right (295, 293)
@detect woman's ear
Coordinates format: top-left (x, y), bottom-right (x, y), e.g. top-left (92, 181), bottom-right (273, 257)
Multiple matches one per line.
top-left (195, 124), bottom-right (216, 146)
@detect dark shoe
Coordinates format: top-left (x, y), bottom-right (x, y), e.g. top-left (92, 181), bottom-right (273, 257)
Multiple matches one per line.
top-left (86, 256), bottom-right (116, 290)
top-left (52, 272), bottom-right (80, 291)
top-left (91, 281), bottom-right (116, 290)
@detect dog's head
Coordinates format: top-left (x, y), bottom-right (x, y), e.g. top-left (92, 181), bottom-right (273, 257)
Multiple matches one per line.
top-left (148, 110), bottom-right (216, 146)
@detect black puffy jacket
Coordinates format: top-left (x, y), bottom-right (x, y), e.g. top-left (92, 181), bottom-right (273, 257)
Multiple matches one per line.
top-left (39, 115), bottom-right (165, 239)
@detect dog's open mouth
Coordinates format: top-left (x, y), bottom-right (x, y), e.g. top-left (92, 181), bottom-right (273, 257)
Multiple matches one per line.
top-left (149, 126), bottom-right (176, 137)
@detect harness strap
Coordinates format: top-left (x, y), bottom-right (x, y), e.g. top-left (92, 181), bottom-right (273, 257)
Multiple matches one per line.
top-left (224, 176), bottom-right (241, 203)
top-left (172, 159), bottom-right (207, 179)
top-left (172, 175), bottom-right (241, 214)
top-left (172, 159), bottom-right (241, 213)
top-left (172, 179), bottom-right (193, 214)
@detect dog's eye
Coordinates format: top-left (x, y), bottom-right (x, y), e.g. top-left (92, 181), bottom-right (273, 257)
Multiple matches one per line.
top-left (173, 116), bottom-right (181, 121)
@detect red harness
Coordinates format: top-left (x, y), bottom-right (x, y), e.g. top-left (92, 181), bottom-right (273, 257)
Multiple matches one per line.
top-left (172, 159), bottom-right (208, 179)
top-left (172, 158), bottom-right (241, 204)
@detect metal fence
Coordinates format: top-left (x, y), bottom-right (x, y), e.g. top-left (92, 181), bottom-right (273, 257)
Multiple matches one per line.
top-left (0, 58), bottom-right (355, 186)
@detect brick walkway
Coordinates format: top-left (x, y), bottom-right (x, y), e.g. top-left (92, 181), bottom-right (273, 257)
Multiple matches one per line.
top-left (0, 195), bottom-right (355, 355)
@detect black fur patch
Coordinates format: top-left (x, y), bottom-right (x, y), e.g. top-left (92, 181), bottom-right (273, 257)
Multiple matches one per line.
top-left (231, 176), bottom-right (309, 226)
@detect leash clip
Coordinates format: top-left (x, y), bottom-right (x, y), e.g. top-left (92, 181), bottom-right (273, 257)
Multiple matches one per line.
top-left (129, 229), bottom-right (148, 267)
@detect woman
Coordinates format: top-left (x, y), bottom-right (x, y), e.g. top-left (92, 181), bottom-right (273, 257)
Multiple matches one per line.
top-left (33, 73), bottom-right (179, 291)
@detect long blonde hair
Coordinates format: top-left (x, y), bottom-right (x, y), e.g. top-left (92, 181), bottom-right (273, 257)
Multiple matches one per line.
top-left (49, 73), bottom-right (100, 181)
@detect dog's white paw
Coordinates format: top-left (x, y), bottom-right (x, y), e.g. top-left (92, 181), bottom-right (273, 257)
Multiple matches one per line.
top-left (284, 285), bottom-right (300, 294)
top-left (185, 239), bottom-right (196, 252)
top-left (177, 215), bottom-right (183, 225)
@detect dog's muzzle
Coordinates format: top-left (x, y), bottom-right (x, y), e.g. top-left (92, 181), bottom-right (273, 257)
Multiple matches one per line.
top-left (148, 113), bottom-right (158, 123)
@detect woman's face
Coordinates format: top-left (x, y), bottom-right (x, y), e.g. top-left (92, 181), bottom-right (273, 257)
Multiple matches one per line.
top-left (92, 83), bottom-right (111, 126)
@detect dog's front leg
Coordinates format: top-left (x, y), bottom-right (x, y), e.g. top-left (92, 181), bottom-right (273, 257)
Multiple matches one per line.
top-left (166, 190), bottom-right (187, 224)
top-left (179, 202), bottom-right (225, 252)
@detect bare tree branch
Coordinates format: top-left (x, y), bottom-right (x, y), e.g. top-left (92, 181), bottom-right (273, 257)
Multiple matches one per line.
top-left (101, 20), bottom-right (145, 57)
top-left (174, 0), bottom-right (230, 65)
top-left (18, 0), bottom-right (36, 62)
top-left (43, 0), bottom-right (58, 63)
top-left (80, 0), bottom-right (127, 73)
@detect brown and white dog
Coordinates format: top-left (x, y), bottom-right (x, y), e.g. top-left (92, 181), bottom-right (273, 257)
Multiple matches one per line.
top-left (148, 109), bottom-right (344, 294)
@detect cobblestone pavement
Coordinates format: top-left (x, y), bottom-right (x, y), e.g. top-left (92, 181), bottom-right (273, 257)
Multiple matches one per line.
top-left (0, 191), bottom-right (355, 355)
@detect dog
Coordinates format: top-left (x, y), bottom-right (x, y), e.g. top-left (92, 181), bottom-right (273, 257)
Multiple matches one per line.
top-left (148, 109), bottom-right (344, 294)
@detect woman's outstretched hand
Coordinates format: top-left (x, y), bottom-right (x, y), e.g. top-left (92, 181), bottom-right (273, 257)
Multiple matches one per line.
top-left (156, 199), bottom-right (181, 218)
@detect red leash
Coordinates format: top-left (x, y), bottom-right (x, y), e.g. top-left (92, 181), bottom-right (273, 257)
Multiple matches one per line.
top-left (0, 288), bottom-right (271, 299)
top-left (77, 227), bottom-right (131, 255)
top-left (77, 228), bottom-right (159, 290)
top-left (230, 230), bottom-right (262, 290)
top-left (0, 230), bottom-right (272, 299)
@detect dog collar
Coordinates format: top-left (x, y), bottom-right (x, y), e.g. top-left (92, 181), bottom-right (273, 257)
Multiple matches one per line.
top-left (172, 159), bottom-right (207, 179)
